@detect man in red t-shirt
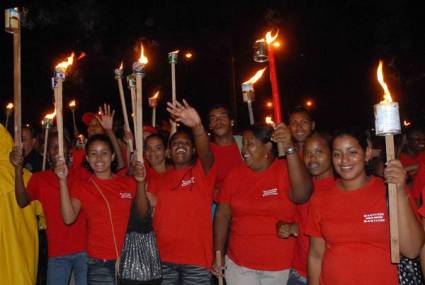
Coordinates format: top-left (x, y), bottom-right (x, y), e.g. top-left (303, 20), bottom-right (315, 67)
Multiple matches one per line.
top-left (398, 126), bottom-right (425, 179)
top-left (207, 104), bottom-right (243, 198)
top-left (10, 132), bottom-right (88, 285)
top-left (288, 106), bottom-right (315, 154)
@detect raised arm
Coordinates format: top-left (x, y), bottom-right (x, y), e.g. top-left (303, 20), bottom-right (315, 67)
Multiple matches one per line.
top-left (10, 145), bottom-right (31, 207)
top-left (385, 159), bottom-right (425, 258)
top-left (55, 157), bottom-right (81, 225)
top-left (133, 160), bottom-right (149, 220)
top-left (167, 100), bottom-right (214, 174)
top-left (273, 123), bottom-right (313, 203)
top-left (97, 103), bottom-right (125, 170)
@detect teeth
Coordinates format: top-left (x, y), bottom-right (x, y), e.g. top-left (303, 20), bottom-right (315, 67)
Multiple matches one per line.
top-left (176, 148), bottom-right (186, 153)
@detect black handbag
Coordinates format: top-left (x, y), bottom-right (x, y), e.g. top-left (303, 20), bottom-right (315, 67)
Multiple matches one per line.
top-left (119, 203), bottom-right (162, 284)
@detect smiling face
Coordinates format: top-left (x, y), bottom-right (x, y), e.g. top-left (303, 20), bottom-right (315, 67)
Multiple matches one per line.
top-left (406, 130), bottom-right (425, 154)
top-left (242, 130), bottom-right (271, 171)
top-left (145, 136), bottom-right (166, 168)
top-left (289, 112), bottom-right (315, 145)
top-left (86, 140), bottom-right (115, 178)
top-left (332, 135), bottom-right (371, 189)
top-left (169, 132), bottom-right (194, 168)
top-left (304, 136), bottom-right (332, 179)
top-left (208, 107), bottom-right (233, 138)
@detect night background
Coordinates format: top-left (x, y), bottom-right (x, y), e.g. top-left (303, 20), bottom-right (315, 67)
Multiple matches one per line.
top-left (1, 0), bottom-right (425, 135)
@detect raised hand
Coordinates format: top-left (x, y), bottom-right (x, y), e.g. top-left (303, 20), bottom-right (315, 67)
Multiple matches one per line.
top-left (133, 160), bottom-right (146, 183)
top-left (272, 123), bottom-right (295, 151)
top-left (96, 103), bottom-right (115, 131)
top-left (384, 159), bottom-right (407, 190)
top-left (54, 157), bottom-right (68, 181)
top-left (166, 99), bottom-right (201, 128)
top-left (9, 145), bottom-right (24, 168)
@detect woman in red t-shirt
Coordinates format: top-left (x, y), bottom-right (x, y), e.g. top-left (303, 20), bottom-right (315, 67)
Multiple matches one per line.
top-left (148, 100), bottom-right (216, 284)
top-left (307, 128), bottom-right (424, 285)
top-left (56, 134), bottom-right (148, 285)
top-left (213, 123), bottom-right (313, 284)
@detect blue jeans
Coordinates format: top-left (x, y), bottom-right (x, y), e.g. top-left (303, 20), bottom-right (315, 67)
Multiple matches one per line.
top-left (161, 262), bottom-right (211, 285)
top-left (87, 257), bottom-right (117, 285)
top-left (47, 251), bottom-right (88, 285)
top-left (287, 269), bottom-right (307, 285)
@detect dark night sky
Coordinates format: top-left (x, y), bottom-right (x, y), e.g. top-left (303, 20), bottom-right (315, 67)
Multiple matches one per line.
top-left (1, 0), bottom-right (425, 135)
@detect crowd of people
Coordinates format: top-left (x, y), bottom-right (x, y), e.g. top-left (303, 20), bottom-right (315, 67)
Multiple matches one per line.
top-left (2, 99), bottom-right (425, 285)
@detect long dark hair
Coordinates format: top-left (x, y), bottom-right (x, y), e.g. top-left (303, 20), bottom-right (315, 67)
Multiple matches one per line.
top-left (83, 134), bottom-right (118, 173)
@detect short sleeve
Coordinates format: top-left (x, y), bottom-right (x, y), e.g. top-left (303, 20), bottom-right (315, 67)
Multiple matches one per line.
top-left (304, 195), bottom-right (323, 238)
top-left (26, 173), bottom-right (40, 201)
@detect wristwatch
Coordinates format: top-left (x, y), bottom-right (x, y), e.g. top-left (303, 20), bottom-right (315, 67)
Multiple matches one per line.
top-left (286, 146), bottom-right (297, 155)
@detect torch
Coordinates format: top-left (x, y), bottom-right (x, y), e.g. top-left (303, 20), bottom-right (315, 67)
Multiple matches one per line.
top-left (5, 8), bottom-right (21, 146)
top-left (127, 74), bottom-right (137, 140)
top-left (53, 53), bottom-right (74, 158)
top-left (254, 30), bottom-right (285, 156)
top-left (374, 60), bottom-right (401, 263)
top-left (68, 99), bottom-right (80, 137)
top-left (115, 62), bottom-right (133, 152)
top-left (41, 110), bottom-right (56, 171)
top-left (5, 103), bottom-right (14, 130)
top-left (168, 50), bottom-right (179, 135)
top-left (132, 44), bottom-right (148, 161)
top-left (149, 91), bottom-right (160, 128)
top-left (241, 68), bottom-right (267, 125)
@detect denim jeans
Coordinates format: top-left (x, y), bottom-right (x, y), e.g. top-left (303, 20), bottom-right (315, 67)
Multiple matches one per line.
top-left (87, 257), bottom-right (117, 285)
top-left (287, 269), bottom-right (307, 285)
top-left (47, 251), bottom-right (88, 285)
top-left (161, 262), bottom-right (211, 285)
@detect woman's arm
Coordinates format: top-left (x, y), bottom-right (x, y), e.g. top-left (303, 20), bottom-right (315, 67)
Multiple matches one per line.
top-left (273, 123), bottom-right (313, 203)
top-left (308, 236), bottom-right (325, 285)
top-left (97, 104), bottom-right (125, 170)
top-left (385, 159), bottom-right (425, 258)
top-left (55, 158), bottom-right (81, 225)
top-left (212, 203), bottom-right (232, 277)
top-left (133, 160), bottom-right (149, 220)
top-left (167, 100), bottom-right (214, 174)
top-left (10, 146), bottom-right (31, 207)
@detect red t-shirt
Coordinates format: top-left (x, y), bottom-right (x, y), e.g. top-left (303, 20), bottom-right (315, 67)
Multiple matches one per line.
top-left (292, 176), bottom-right (335, 277)
top-left (71, 148), bottom-right (91, 181)
top-left (218, 159), bottom-right (296, 271)
top-left (149, 160), bottom-right (216, 269)
top-left (411, 161), bottom-right (425, 200)
top-left (399, 150), bottom-right (425, 167)
top-left (27, 169), bottom-right (87, 257)
top-left (210, 142), bottom-right (243, 193)
top-left (305, 176), bottom-right (398, 285)
top-left (71, 174), bottom-right (136, 260)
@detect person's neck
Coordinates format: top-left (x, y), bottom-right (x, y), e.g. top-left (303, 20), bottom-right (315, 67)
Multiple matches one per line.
top-left (339, 174), bottom-right (369, 191)
top-left (213, 133), bottom-right (234, 146)
top-left (251, 156), bottom-right (274, 172)
top-left (295, 141), bottom-right (304, 152)
top-left (314, 169), bottom-right (333, 180)
top-left (406, 147), bottom-right (420, 157)
top-left (95, 171), bottom-right (113, 180)
top-left (153, 162), bottom-right (167, 174)
top-left (174, 162), bottom-right (192, 170)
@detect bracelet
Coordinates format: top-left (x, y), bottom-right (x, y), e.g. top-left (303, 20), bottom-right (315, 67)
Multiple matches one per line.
top-left (286, 146), bottom-right (297, 155)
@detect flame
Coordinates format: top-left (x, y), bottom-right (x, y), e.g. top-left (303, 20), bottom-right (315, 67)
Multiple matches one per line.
top-left (243, 68), bottom-right (267, 85)
top-left (118, 62), bottom-right (123, 70)
top-left (138, 44), bottom-right (149, 65)
top-left (44, 109), bottom-right (56, 120)
top-left (185, 52), bottom-right (193, 59)
top-left (6, 103), bottom-right (13, 110)
top-left (171, 50), bottom-right (180, 54)
top-left (265, 116), bottom-right (274, 125)
top-left (55, 52), bottom-right (75, 71)
top-left (377, 60), bottom-right (392, 103)
top-left (265, 30), bottom-right (279, 44)
top-left (255, 39), bottom-right (265, 43)
top-left (150, 91), bottom-right (160, 100)
top-left (69, 100), bottom-right (76, 108)
top-left (403, 120), bottom-right (411, 127)
top-left (77, 52), bottom-right (86, 60)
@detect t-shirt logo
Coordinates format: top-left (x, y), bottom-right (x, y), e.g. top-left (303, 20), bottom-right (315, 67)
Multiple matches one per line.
top-left (363, 212), bottom-right (385, 223)
top-left (262, 188), bottom-right (278, 197)
top-left (120, 192), bottom-right (133, 199)
top-left (181, 177), bottom-right (195, 187)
